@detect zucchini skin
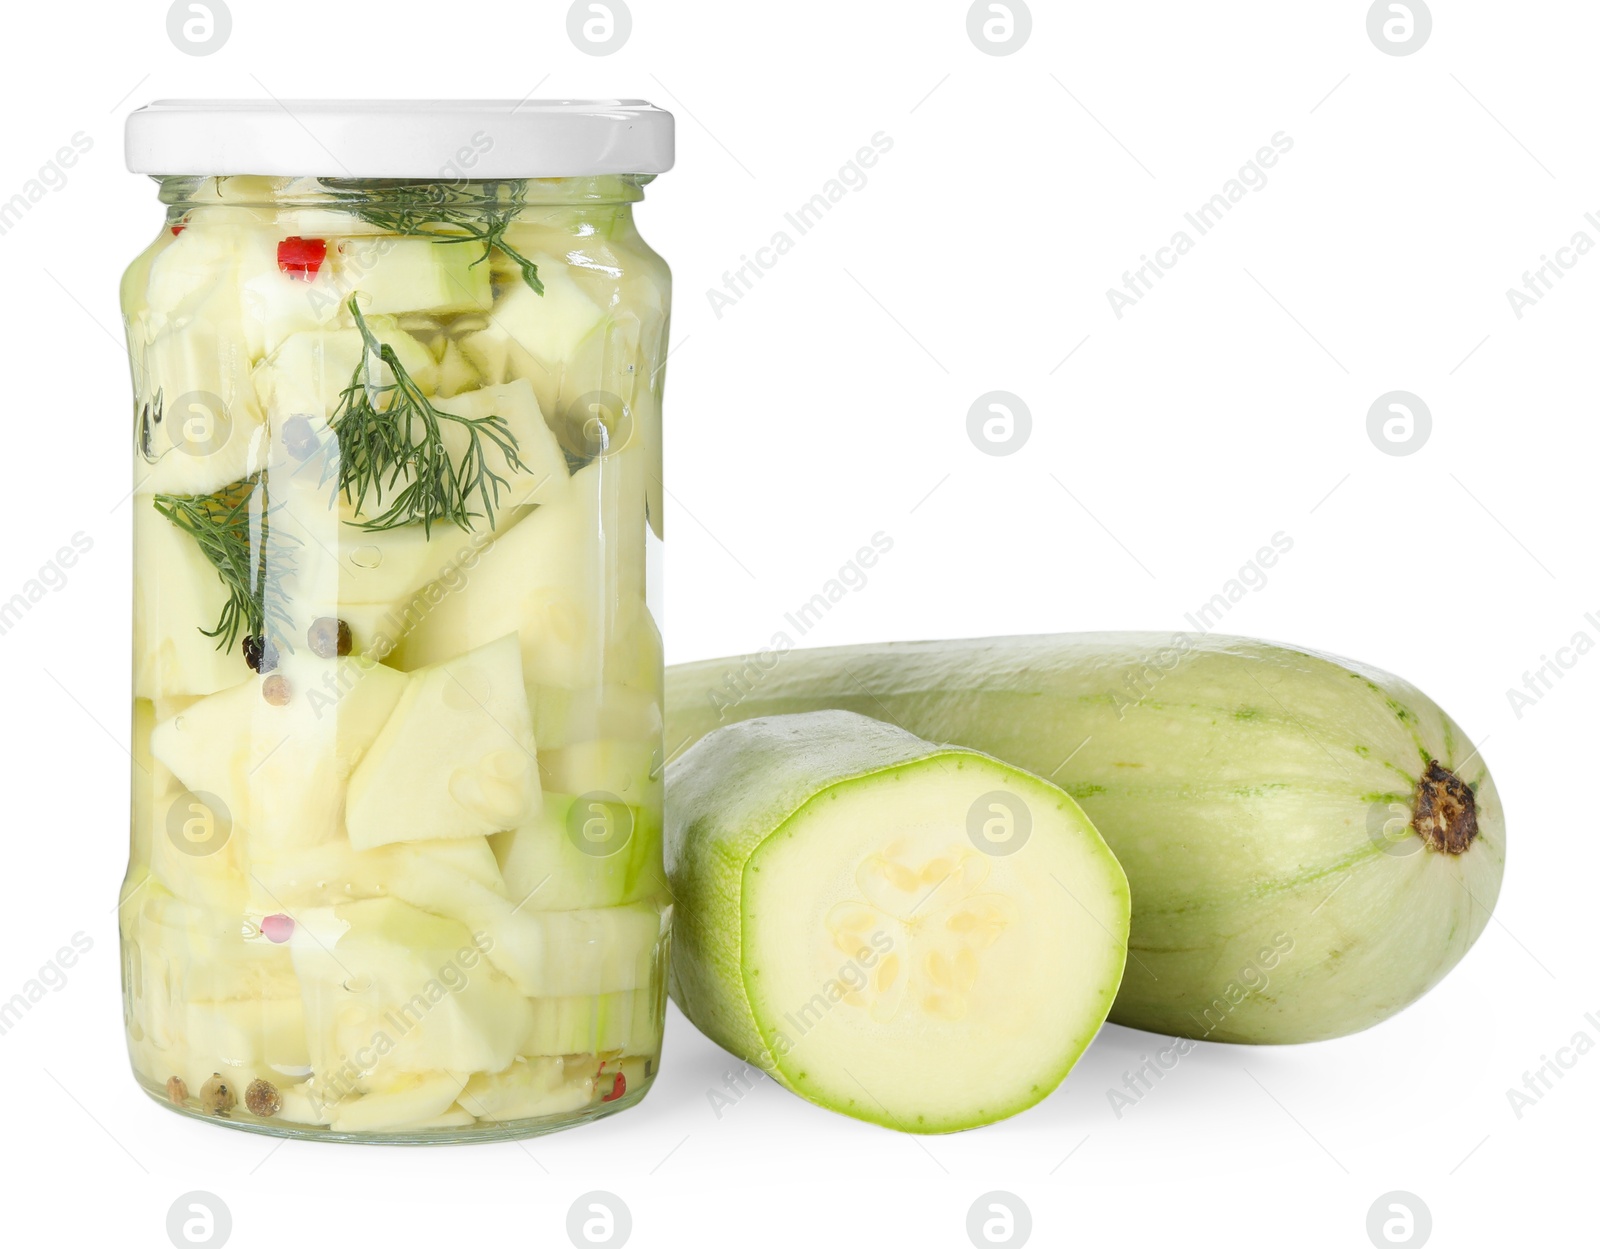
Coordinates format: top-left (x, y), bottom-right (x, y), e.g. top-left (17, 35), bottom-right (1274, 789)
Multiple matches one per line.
top-left (666, 634), bottom-right (1505, 1044)
top-left (664, 711), bottom-right (948, 1072)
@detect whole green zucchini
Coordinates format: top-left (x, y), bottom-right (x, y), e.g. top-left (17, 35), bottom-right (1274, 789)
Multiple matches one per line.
top-left (666, 634), bottom-right (1505, 1043)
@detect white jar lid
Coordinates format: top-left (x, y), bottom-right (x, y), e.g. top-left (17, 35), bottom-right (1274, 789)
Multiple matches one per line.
top-left (126, 99), bottom-right (673, 179)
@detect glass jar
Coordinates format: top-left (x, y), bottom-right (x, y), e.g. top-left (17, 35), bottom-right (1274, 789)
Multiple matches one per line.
top-left (118, 101), bottom-right (673, 1142)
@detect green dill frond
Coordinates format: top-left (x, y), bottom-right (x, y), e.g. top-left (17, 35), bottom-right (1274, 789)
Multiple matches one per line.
top-left (325, 298), bottom-right (525, 536)
top-left (152, 474), bottom-right (300, 653)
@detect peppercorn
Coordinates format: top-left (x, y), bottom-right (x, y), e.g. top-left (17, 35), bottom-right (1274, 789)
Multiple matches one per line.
top-left (282, 414), bottom-right (320, 460)
top-left (165, 1076), bottom-right (189, 1105)
top-left (307, 616), bottom-right (353, 659)
top-left (261, 913), bottom-right (295, 944)
top-left (245, 1078), bottom-right (282, 1118)
top-left (262, 675), bottom-right (292, 706)
top-left (242, 634), bottom-right (280, 674)
top-left (199, 1073), bottom-right (236, 1115)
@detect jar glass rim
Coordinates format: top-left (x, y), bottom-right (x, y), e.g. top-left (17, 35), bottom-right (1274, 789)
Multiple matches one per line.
top-left (153, 173), bottom-right (654, 210)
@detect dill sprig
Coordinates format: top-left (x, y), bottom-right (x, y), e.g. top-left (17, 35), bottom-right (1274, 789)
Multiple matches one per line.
top-left (152, 474), bottom-right (299, 653)
top-left (327, 298), bottom-right (524, 535)
top-left (339, 183), bottom-right (545, 295)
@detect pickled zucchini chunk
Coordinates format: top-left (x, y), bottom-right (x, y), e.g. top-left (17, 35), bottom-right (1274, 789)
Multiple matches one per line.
top-left (130, 700), bottom-right (163, 867)
top-left (149, 782), bottom-right (248, 912)
top-left (328, 1071), bottom-right (473, 1134)
top-left (436, 339), bottom-right (480, 398)
top-left (245, 835), bottom-right (504, 913)
top-left (387, 860), bottom-right (666, 997)
top-left (239, 235), bottom-right (343, 359)
top-left (146, 223), bottom-right (244, 314)
top-left (276, 514), bottom-right (474, 635)
top-left (290, 897), bottom-right (531, 1082)
top-left (666, 711), bottom-right (1129, 1134)
top-left (252, 320), bottom-right (438, 422)
top-left (123, 885), bottom-right (309, 1097)
top-left (271, 380), bottom-right (564, 591)
top-left (551, 317), bottom-right (644, 449)
top-left (457, 1058), bottom-right (594, 1121)
top-left (394, 460), bottom-right (648, 685)
top-left (152, 655), bottom-right (407, 851)
top-left (275, 471), bottom-right (494, 642)
top-left (530, 683), bottom-right (662, 750)
top-left (431, 379), bottom-right (568, 510)
top-left (522, 990), bottom-right (657, 1058)
top-left (539, 739), bottom-right (658, 804)
top-left (346, 633), bottom-right (539, 849)
top-left (340, 237), bottom-right (494, 316)
top-left (134, 300), bottom-right (272, 498)
top-left (133, 504), bottom-right (241, 700)
top-left (492, 793), bottom-right (664, 911)
top-left (459, 261), bottom-right (605, 400)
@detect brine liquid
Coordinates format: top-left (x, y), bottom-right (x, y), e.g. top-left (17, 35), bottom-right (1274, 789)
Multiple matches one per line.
top-left (121, 181), bottom-right (671, 1139)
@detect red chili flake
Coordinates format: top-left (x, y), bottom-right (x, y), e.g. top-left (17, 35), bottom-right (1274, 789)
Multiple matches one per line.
top-left (170, 225), bottom-right (185, 236)
top-left (277, 236), bottom-right (327, 280)
top-left (601, 1072), bottom-right (626, 1102)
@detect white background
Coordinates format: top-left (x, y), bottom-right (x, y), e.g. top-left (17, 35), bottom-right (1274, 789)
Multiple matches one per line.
top-left (0, 1), bottom-right (1592, 1246)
